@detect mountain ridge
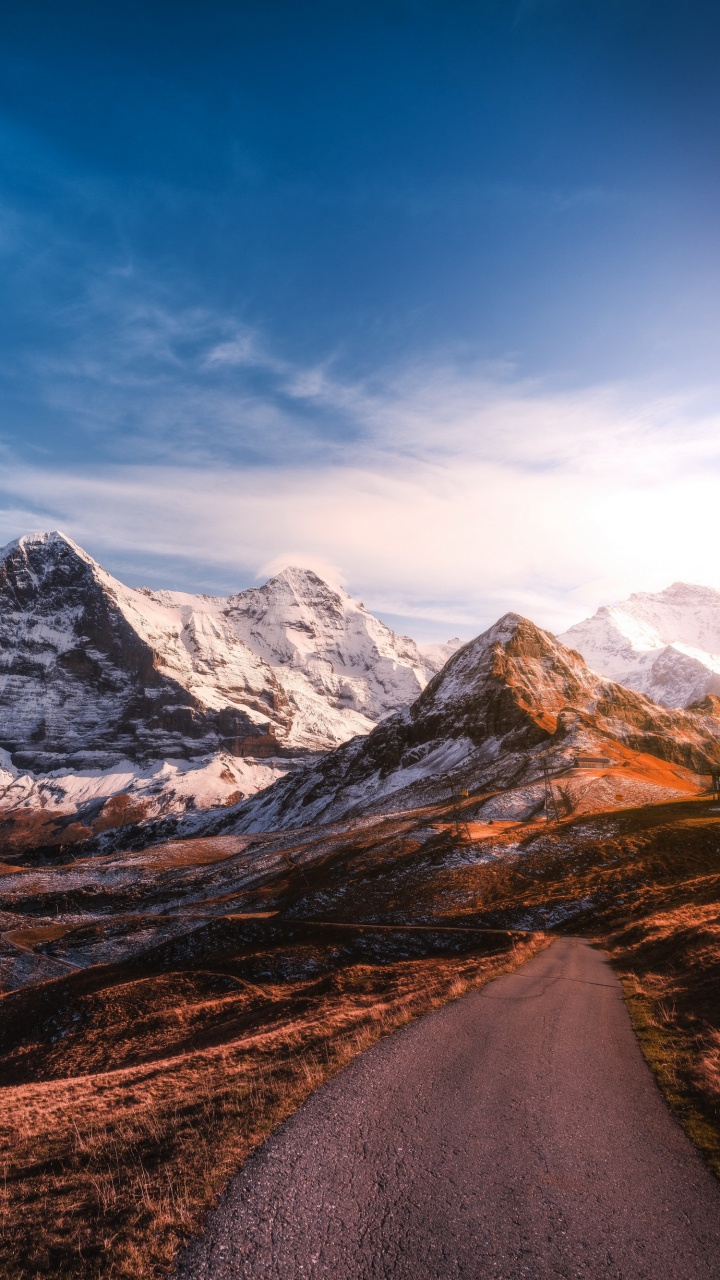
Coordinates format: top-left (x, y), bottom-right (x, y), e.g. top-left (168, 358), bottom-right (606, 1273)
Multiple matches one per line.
top-left (4, 534), bottom-right (720, 856)
top-left (0, 531), bottom-right (455, 768)
top-left (217, 611), bottom-right (720, 834)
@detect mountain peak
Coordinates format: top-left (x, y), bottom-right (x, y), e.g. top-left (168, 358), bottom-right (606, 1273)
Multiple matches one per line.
top-left (0, 529), bottom-right (91, 563)
top-left (230, 608), bottom-right (720, 832)
top-left (263, 564), bottom-right (344, 600)
top-left (272, 565), bottom-right (329, 584)
top-left (422, 610), bottom-right (591, 721)
top-left (657, 581), bottom-right (720, 602)
top-left (451, 612), bottom-right (559, 666)
top-left (485, 611), bottom-right (535, 642)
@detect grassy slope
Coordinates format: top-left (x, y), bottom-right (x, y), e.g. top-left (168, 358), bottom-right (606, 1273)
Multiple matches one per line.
top-left (0, 921), bottom-right (545, 1280)
top-left (2, 795), bottom-right (719, 1277)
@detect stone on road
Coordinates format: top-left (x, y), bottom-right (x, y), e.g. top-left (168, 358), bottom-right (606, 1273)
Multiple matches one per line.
top-left (175, 937), bottom-right (720, 1279)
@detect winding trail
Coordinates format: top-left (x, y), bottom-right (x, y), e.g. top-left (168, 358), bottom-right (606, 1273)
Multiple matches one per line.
top-left (175, 937), bottom-right (720, 1279)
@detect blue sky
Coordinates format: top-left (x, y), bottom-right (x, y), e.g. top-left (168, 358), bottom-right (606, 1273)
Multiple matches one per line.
top-left (2, 1), bottom-right (720, 638)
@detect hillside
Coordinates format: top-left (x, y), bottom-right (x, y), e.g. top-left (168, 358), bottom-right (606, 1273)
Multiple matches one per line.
top-left (1, 785), bottom-right (719, 1279)
top-left (218, 612), bottom-right (720, 833)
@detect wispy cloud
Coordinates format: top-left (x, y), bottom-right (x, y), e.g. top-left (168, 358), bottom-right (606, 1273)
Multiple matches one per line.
top-left (3, 263), bottom-right (720, 637)
top-left (2, 369), bottom-right (720, 637)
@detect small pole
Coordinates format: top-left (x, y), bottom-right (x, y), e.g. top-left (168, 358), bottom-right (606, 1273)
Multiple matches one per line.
top-left (450, 785), bottom-right (472, 843)
top-left (543, 762), bottom-right (559, 822)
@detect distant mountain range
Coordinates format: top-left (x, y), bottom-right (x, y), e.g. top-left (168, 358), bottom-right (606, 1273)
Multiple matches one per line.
top-left (0, 530), bottom-right (456, 768)
top-left (559, 582), bottom-right (720, 708)
top-left (1, 530), bottom-right (720, 856)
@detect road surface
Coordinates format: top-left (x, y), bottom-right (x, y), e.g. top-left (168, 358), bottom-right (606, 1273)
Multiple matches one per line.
top-left (175, 937), bottom-right (720, 1279)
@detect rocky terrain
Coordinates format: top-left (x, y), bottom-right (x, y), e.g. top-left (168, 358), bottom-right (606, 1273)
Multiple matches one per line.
top-left (559, 582), bottom-right (720, 707)
top-left (212, 612), bottom-right (720, 833)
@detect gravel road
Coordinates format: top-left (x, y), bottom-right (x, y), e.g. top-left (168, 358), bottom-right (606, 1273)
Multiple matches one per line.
top-left (175, 937), bottom-right (720, 1279)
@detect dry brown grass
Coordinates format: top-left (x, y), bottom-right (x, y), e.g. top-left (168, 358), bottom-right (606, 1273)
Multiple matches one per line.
top-left (600, 892), bottom-right (720, 1177)
top-left (4, 792), bottom-right (720, 1277)
top-left (0, 931), bottom-right (546, 1280)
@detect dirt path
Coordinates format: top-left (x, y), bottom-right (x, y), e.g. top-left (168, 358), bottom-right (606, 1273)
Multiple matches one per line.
top-left (175, 937), bottom-right (720, 1279)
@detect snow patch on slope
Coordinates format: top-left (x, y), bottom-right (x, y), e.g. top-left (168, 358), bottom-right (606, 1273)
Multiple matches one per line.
top-left (0, 751), bottom-right (293, 822)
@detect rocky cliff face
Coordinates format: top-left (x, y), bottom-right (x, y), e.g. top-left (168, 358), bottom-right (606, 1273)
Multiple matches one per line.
top-left (0, 532), bottom-right (454, 775)
top-left (0, 532), bottom-right (288, 772)
top-left (225, 613), bottom-right (720, 832)
top-left (558, 583), bottom-right (720, 708)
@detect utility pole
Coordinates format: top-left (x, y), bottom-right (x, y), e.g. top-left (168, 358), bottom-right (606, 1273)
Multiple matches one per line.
top-left (543, 762), bottom-right (560, 823)
top-left (450, 784), bottom-right (473, 844)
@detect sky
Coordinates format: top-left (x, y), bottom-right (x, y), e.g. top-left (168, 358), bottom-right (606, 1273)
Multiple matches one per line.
top-left (2, 0), bottom-right (720, 640)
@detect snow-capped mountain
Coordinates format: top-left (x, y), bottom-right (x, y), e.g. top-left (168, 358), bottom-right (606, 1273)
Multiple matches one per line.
top-left (219, 613), bottom-right (720, 833)
top-left (558, 583), bottom-right (720, 708)
top-left (145, 564), bottom-right (456, 752)
top-left (0, 531), bottom-right (458, 849)
top-left (0, 531), bottom-right (283, 773)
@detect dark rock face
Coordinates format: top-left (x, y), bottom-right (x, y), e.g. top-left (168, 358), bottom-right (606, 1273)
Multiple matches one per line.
top-left (0, 533), bottom-right (281, 769)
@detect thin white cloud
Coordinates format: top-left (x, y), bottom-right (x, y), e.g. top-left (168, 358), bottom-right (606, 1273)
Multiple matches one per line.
top-left (203, 327), bottom-right (288, 373)
top-left (4, 276), bottom-right (720, 637)
top-left (2, 379), bottom-right (720, 638)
